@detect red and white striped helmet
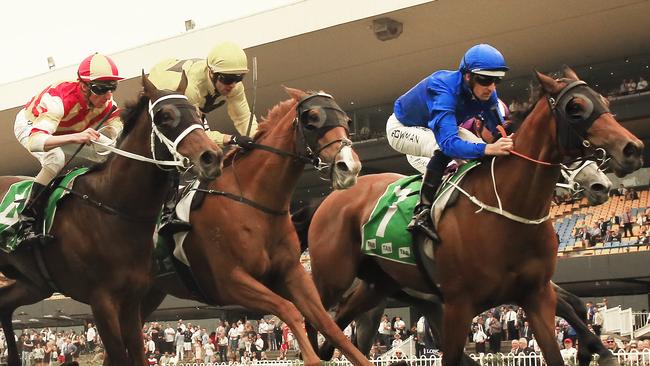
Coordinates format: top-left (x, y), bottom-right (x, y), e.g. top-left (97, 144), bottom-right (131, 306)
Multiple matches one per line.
top-left (77, 53), bottom-right (123, 82)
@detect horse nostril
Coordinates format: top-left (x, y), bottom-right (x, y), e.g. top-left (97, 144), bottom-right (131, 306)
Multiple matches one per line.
top-left (591, 183), bottom-right (606, 193)
top-left (623, 143), bottom-right (639, 158)
top-left (200, 151), bottom-right (216, 166)
top-left (335, 161), bottom-right (349, 172)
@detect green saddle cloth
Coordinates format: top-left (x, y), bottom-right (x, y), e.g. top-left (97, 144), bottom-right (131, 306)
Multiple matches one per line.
top-left (0, 168), bottom-right (89, 252)
top-left (361, 161), bottom-right (479, 265)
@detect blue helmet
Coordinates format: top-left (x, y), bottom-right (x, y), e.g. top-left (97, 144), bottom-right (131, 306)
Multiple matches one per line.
top-left (459, 44), bottom-right (509, 77)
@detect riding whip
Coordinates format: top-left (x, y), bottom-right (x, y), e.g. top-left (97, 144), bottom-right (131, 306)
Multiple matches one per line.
top-left (245, 56), bottom-right (258, 137)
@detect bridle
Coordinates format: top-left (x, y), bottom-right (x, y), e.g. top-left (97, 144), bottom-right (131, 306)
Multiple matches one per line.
top-left (64, 93), bottom-right (207, 222)
top-left (91, 94), bottom-right (203, 172)
top-left (234, 92), bottom-right (353, 180)
top-left (496, 79), bottom-right (611, 168)
top-left (195, 92), bottom-right (354, 215)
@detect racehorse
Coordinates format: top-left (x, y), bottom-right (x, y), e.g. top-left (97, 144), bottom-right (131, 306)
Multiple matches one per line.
top-left (296, 157), bottom-right (615, 365)
top-left (139, 87), bottom-right (369, 366)
top-left (556, 160), bottom-right (611, 205)
top-left (0, 73), bottom-right (222, 366)
top-left (301, 67), bottom-right (644, 366)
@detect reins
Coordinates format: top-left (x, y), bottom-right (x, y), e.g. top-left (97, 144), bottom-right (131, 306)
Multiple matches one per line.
top-left (196, 93), bottom-right (353, 216)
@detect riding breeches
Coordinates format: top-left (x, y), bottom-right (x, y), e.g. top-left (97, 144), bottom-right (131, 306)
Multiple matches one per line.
top-left (386, 113), bottom-right (482, 173)
top-left (14, 109), bottom-right (66, 185)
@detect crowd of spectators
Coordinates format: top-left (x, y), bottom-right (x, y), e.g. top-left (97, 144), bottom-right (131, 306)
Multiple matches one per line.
top-left (0, 323), bottom-right (98, 366)
top-left (571, 191), bottom-right (650, 248)
top-left (139, 318), bottom-right (300, 365)
top-left (616, 76), bottom-right (649, 97)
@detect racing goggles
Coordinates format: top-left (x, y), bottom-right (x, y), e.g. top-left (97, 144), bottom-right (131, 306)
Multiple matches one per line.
top-left (472, 74), bottom-right (502, 87)
top-left (215, 73), bottom-right (244, 85)
top-left (88, 81), bottom-right (118, 95)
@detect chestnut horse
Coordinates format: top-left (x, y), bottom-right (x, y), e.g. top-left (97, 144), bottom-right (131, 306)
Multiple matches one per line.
top-left (302, 68), bottom-right (643, 366)
top-left (0, 74), bottom-right (222, 366)
top-left (297, 157), bottom-right (615, 365)
top-left (140, 87), bottom-right (368, 366)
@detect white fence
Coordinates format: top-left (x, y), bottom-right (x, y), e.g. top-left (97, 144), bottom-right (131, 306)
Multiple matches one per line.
top-left (173, 350), bottom-right (650, 366)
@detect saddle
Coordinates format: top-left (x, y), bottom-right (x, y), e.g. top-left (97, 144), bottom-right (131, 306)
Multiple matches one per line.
top-left (152, 180), bottom-right (211, 303)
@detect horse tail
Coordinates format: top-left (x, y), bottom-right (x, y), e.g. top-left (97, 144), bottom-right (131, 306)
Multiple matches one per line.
top-left (291, 197), bottom-right (326, 252)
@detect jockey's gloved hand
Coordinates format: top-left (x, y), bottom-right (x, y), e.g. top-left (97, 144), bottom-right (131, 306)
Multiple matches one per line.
top-left (229, 135), bottom-right (255, 149)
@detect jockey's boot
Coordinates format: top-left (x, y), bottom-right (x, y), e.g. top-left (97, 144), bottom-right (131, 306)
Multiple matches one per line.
top-left (18, 182), bottom-right (52, 244)
top-left (408, 151), bottom-right (451, 242)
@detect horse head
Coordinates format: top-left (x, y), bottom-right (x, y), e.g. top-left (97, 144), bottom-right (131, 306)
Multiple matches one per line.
top-left (285, 87), bottom-right (361, 189)
top-left (142, 71), bottom-right (222, 181)
top-left (535, 67), bottom-right (644, 177)
top-left (559, 160), bottom-right (612, 205)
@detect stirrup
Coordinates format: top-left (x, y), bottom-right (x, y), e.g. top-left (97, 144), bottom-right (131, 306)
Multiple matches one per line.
top-left (407, 207), bottom-right (440, 243)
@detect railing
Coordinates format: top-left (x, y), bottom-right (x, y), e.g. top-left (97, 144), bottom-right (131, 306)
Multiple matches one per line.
top-left (634, 311), bottom-right (650, 332)
top-left (173, 350), bottom-right (650, 366)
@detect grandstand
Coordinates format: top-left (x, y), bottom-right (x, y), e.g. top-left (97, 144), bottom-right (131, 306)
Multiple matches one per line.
top-left (553, 187), bottom-right (650, 255)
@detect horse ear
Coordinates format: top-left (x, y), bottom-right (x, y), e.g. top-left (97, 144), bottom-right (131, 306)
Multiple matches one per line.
top-left (535, 70), bottom-right (562, 95)
top-left (142, 69), bottom-right (157, 97)
top-left (177, 70), bottom-right (189, 94)
top-left (282, 85), bottom-right (305, 101)
top-left (561, 65), bottom-right (580, 81)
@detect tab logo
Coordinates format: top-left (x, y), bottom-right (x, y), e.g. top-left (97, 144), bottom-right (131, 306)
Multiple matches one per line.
top-left (381, 242), bottom-right (393, 254)
top-left (398, 247), bottom-right (411, 258)
top-left (366, 239), bottom-right (376, 250)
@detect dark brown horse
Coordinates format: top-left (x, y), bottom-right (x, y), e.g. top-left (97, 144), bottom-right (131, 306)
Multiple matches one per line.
top-left (302, 68), bottom-right (644, 366)
top-left (0, 73), bottom-right (222, 366)
top-left (140, 87), bottom-right (370, 366)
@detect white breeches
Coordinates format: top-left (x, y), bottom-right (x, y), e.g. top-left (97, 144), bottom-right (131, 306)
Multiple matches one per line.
top-left (386, 113), bottom-right (482, 174)
top-left (14, 110), bottom-right (114, 185)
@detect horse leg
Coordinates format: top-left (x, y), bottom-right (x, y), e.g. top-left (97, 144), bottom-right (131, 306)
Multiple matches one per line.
top-left (140, 287), bottom-right (167, 323)
top-left (432, 299), bottom-right (474, 366)
top-left (354, 300), bottom-right (387, 355)
top-left (1, 311), bottom-right (20, 366)
top-left (553, 283), bottom-right (619, 366)
top-left (408, 296), bottom-right (479, 366)
top-left (0, 275), bottom-right (50, 366)
top-left (119, 300), bottom-right (147, 366)
top-left (216, 268), bottom-right (323, 366)
top-left (522, 283), bottom-right (563, 366)
top-left (282, 264), bottom-right (388, 365)
top-left (91, 295), bottom-right (129, 366)
top-left (441, 301), bottom-right (474, 366)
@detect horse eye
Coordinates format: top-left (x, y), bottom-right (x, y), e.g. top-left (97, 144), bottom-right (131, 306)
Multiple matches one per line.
top-left (156, 106), bottom-right (181, 128)
top-left (566, 99), bottom-right (584, 119)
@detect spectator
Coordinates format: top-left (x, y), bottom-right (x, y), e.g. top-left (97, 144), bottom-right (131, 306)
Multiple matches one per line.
top-left (605, 336), bottom-right (621, 354)
top-left (472, 318), bottom-right (487, 354)
top-left (560, 338), bottom-right (577, 364)
top-left (637, 76), bottom-right (648, 91)
top-left (392, 333), bottom-right (403, 349)
top-left (378, 315), bottom-right (392, 347)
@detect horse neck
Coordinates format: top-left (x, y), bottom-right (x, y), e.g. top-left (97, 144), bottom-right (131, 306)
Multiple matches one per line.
top-left (493, 99), bottom-right (563, 215)
top-left (229, 114), bottom-right (304, 209)
top-left (93, 113), bottom-right (170, 217)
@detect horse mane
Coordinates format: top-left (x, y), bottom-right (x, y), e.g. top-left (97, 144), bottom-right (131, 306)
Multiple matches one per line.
top-left (509, 76), bottom-right (576, 131)
top-left (119, 94), bottom-right (149, 137)
top-left (222, 96), bottom-right (299, 167)
top-left (84, 95), bottom-right (149, 174)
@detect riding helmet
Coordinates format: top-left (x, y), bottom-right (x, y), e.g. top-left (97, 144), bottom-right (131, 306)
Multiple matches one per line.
top-left (459, 44), bottom-right (509, 77)
top-left (77, 53), bottom-right (123, 82)
top-left (207, 42), bottom-right (249, 75)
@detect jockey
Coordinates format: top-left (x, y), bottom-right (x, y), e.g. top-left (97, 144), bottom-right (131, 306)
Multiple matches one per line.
top-left (386, 44), bottom-right (514, 241)
top-left (14, 53), bottom-right (124, 241)
top-left (148, 41), bottom-right (258, 148)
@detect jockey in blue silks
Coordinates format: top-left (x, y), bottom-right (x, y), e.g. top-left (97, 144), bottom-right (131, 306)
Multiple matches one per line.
top-left (386, 44), bottom-right (514, 241)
